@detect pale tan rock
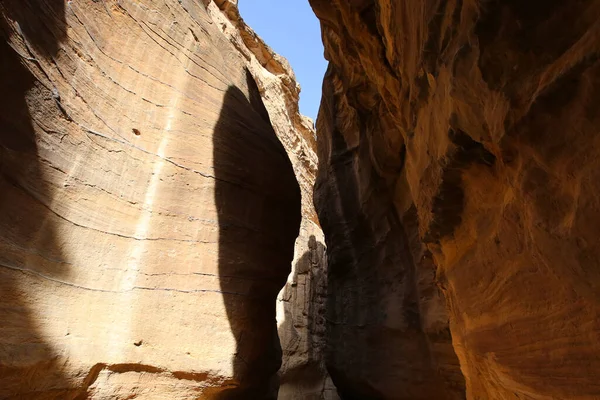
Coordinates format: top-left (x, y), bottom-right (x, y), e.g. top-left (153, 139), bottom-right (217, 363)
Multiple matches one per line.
top-left (0, 0), bottom-right (325, 398)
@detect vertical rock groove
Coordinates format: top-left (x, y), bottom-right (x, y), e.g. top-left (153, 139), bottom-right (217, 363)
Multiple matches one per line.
top-left (309, 0), bottom-right (600, 398)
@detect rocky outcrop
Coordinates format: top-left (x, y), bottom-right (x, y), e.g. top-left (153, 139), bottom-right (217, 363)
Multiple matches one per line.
top-left (310, 0), bottom-right (600, 399)
top-left (205, 3), bottom-right (335, 398)
top-left (276, 230), bottom-right (336, 400)
top-left (207, 0), bottom-right (319, 225)
top-left (0, 0), bottom-right (325, 398)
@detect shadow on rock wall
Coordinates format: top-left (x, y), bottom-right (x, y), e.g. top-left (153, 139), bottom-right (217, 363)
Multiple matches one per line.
top-left (0, 1), bottom-right (84, 398)
top-left (213, 69), bottom-right (301, 399)
top-left (312, 66), bottom-right (464, 400)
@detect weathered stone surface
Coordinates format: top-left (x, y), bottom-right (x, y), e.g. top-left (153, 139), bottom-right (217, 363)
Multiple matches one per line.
top-left (310, 0), bottom-right (600, 399)
top-left (276, 229), bottom-right (339, 400)
top-left (208, 0), bottom-right (319, 227)
top-left (0, 0), bottom-right (325, 398)
top-left (207, 2), bottom-right (334, 398)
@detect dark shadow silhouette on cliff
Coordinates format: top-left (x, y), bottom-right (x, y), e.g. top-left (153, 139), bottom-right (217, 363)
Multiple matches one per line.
top-left (277, 235), bottom-right (330, 399)
top-left (213, 69), bottom-right (301, 399)
top-left (1, 0), bottom-right (66, 58)
top-left (0, 2), bottom-right (83, 398)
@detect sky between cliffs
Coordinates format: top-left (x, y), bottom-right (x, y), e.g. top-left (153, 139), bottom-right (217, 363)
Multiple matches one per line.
top-left (239, 0), bottom-right (327, 122)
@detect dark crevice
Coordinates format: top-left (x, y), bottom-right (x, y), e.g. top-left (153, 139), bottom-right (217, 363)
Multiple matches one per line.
top-left (314, 68), bottom-right (454, 399)
top-left (424, 128), bottom-right (495, 244)
top-left (476, 0), bottom-right (591, 95)
top-left (423, 1), bottom-right (447, 77)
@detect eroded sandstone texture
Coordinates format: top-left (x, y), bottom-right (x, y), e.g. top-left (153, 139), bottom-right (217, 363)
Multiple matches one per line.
top-left (0, 0), bottom-right (326, 398)
top-left (310, 0), bottom-right (600, 399)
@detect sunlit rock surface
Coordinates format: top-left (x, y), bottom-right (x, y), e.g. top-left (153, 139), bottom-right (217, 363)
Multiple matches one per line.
top-left (0, 0), bottom-right (326, 398)
top-left (310, 0), bottom-right (600, 399)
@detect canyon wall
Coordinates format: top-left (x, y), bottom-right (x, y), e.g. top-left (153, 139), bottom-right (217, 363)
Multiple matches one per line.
top-left (0, 0), bottom-right (327, 398)
top-left (206, 3), bottom-right (335, 398)
top-left (310, 0), bottom-right (600, 399)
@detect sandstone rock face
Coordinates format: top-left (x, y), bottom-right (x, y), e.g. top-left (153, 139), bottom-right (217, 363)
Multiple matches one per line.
top-left (0, 0), bottom-right (325, 398)
top-left (310, 0), bottom-right (600, 399)
top-left (205, 3), bottom-right (335, 398)
top-left (276, 228), bottom-right (339, 400)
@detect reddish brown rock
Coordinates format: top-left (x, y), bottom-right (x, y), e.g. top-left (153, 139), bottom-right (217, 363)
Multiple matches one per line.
top-left (310, 0), bottom-right (600, 398)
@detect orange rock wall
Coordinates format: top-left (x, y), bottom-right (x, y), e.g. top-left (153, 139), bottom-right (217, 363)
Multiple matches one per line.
top-left (310, 0), bottom-right (600, 398)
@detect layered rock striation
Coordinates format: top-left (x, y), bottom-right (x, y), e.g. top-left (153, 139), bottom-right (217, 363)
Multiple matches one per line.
top-left (0, 0), bottom-right (326, 398)
top-left (310, 0), bottom-right (600, 399)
